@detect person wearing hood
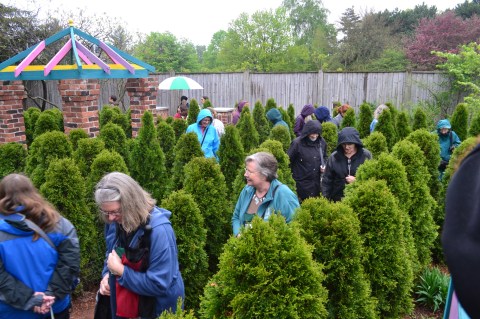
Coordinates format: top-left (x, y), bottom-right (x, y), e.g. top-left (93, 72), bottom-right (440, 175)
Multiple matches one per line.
top-left (294, 104), bottom-right (315, 137)
top-left (266, 108), bottom-right (289, 128)
top-left (322, 127), bottom-right (372, 202)
top-left (436, 119), bottom-right (461, 178)
top-left (287, 120), bottom-right (328, 202)
top-left (232, 100), bottom-right (249, 125)
top-left (186, 108), bottom-right (220, 161)
top-left (96, 172), bottom-right (184, 318)
top-left (314, 106), bottom-right (333, 124)
top-left (0, 173), bottom-right (80, 319)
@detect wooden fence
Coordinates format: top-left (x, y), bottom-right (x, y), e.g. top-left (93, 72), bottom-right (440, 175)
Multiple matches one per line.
top-left (24, 71), bottom-right (451, 116)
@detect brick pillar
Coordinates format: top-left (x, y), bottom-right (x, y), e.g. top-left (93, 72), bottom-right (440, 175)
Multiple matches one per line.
top-left (216, 107), bottom-right (235, 125)
top-left (59, 79), bottom-right (100, 137)
top-left (126, 76), bottom-right (159, 137)
top-left (0, 81), bottom-right (27, 145)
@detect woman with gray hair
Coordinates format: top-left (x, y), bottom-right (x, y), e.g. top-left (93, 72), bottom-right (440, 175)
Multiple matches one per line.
top-left (232, 152), bottom-right (299, 237)
top-left (95, 172), bottom-right (184, 318)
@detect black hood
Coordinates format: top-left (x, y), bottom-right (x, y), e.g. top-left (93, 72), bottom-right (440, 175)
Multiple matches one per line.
top-left (300, 120), bottom-right (322, 139)
top-left (336, 127), bottom-right (363, 151)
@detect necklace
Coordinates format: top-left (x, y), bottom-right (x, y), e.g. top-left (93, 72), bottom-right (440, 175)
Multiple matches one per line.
top-left (253, 193), bottom-right (266, 205)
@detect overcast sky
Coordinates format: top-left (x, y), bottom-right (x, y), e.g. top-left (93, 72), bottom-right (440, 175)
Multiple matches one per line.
top-left (10, 0), bottom-right (462, 46)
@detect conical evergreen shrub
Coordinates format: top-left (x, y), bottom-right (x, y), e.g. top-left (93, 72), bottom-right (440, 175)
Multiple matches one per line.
top-left (375, 109), bottom-right (396, 150)
top-left (268, 125), bottom-right (291, 152)
top-left (294, 197), bottom-right (378, 319)
top-left (187, 99), bottom-right (200, 125)
top-left (343, 180), bottom-right (414, 318)
top-left (278, 107), bottom-right (295, 140)
top-left (130, 111), bottom-right (167, 202)
top-left (68, 128), bottom-right (89, 150)
top-left (218, 125), bottom-right (244, 193)
top-left (236, 107), bottom-right (259, 153)
top-left (265, 97), bottom-right (277, 114)
top-left (86, 149), bottom-right (130, 196)
top-left (200, 213), bottom-right (328, 319)
top-left (171, 118), bottom-right (188, 141)
top-left (405, 129), bottom-right (441, 200)
top-left (385, 103), bottom-right (398, 133)
top-left (44, 108), bottom-right (64, 132)
top-left (450, 103), bottom-right (469, 141)
top-left (23, 107), bottom-right (41, 146)
top-left (25, 131), bottom-right (72, 188)
top-left (287, 104), bottom-right (295, 129)
top-left (40, 158), bottom-right (101, 289)
top-left (183, 157), bottom-right (231, 273)
top-left (99, 105), bottom-right (130, 136)
top-left (362, 131), bottom-right (388, 158)
top-left (98, 122), bottom-right (128, 160)
top-left (396, 111), bottom-right (412, 141)
top-left (33, 111), bottom-right (61, 139)
top-left (73, 137), bottom-right (105, 178)
top-left (468, 112), bottom-right (480, 137)
top-left (0, 142), bottom-right (27, 179)
top-left (412, 108), bottom-right (427, 131)
top-left (171, 132), bottom-right (204, 192)
top-left (358, 102), bottom-right (373, 138)
top-left (157, 121), bottom-right (176, 174)
top-left (392, 140), bottom-right (437, 271)
top-left (321, 122), bottom-right (338, 156)
top-left (252, 101), bottom-right (269, 144)
top-left (161, 190), bottom-right (209, 312)
top-left (340, 108), bottom-right (356, 129)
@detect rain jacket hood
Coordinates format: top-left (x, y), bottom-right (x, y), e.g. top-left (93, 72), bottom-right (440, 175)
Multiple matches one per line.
top-left (266, 108), bottom-right (284, 124)
top-left (437, 119), bottom-right (452, 131)
top-left (314, 106), bottom-right (332, 123)
top-left (196, 109), bottom-right (213, 124)
top-left (300, 104), bottom-right (315, 118)
top-left (336, 127), bottom-right (363, 151)
top-left (300, 120), bottom-right (322, 139)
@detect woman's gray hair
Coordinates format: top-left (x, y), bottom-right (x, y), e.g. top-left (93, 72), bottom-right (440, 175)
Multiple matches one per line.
top-left (94, 172), bottom-right (155, 233)
top-left (245, 152), bottom-right (278, 182)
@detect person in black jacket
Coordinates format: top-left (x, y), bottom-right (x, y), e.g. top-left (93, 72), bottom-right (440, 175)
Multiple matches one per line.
top-left (322, 127), bottom-right (372, 202)
top-left (287, 120), bottom-right (328, 202)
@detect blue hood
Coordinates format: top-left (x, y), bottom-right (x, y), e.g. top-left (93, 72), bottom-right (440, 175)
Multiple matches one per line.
top-left (196, 109), bottom-right (213, 124)
top-left (437, 119), bottom-right (451, 130)
top-left (314, 106), bottom-right (331, 123)
top-left (266, 108), bottom-right (283, 123)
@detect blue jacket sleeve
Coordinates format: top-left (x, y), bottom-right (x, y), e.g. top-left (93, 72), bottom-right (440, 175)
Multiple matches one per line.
top-left (274, 185), bottom-right (299, 223)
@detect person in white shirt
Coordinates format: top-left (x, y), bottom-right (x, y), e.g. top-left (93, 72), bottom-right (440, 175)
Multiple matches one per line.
top-left (207, 107), bottom-right (225, 137)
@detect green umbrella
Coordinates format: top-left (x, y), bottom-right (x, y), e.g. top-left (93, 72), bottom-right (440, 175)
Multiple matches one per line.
top-left (158, 76), bottom-right (203, 90)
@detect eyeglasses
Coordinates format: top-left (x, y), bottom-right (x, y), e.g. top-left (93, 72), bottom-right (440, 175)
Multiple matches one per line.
top-left (100, 208), bottom-right (122, 217)
top-left (244, 167), bottom-right (257, 175)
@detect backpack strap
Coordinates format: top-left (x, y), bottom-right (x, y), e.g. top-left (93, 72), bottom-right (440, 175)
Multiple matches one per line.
top-left (23, 218), bottom-right (56, 250)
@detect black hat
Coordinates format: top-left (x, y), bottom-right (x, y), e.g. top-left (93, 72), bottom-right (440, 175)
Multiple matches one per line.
top-left (442, 143), bottom-right (480, 318)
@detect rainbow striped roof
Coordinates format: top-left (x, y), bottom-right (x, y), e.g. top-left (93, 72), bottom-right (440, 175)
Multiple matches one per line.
top-left (0, 21), bottom-right (155, 80)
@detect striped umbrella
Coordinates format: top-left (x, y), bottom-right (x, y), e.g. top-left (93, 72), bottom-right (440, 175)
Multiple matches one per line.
top-left (158, 76), bottom-right (203, 90)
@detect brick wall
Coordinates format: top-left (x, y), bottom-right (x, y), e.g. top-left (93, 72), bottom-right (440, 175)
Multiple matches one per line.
top-left (0, 81), bottom-right (26, 144)
top-left (126, 77), bottom-right (159, 137)
top-left (59, 79), bottom-right (100, 137)
top-left (215, 107), bottom-right (234, 125)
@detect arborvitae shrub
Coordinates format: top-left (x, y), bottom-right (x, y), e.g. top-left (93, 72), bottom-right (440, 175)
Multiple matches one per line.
top-left (40, 158), bottom-right (101, 289)
top-left (200, 213), bottom-right (328, 319)
top-left (405, 129), bottom-right (441, 200)
top-left (252, 101), bottom-right (270, 143)
top-left (358, 102), bottom-right (373, 138)
top-left (385, 102), bottom-right (398, 132)
top-left (322, 122), bottom-right (338, 156)
top-left (125, 108), bottom-right (133, 138)
top-left (158, 300), bottom-right (197, 319)
top-left (294, 197), bottom-right (378, 319)
top-left (33, 112), bottom-right (61, 138)
top-left (340, 108), bottom-right (356, 129)
top-left (43, 108), bottom-right (64, 132)
top-left (98, 122), bottom-right (128, 160)
top-left (188, 99), bottom-right (200, 125)
top-left (287, 103), bottom-right (295, 128)
top-left (166, 116), bottom-right (174, 125)
top-left (218, 125), bottom-right (244, 193)
top-left (265, 97), bottom-right (277, 113)
top-left (130, 111), bottom-right (167, 202)
top-left (468, 112), bottom-right (480, 137)
top-left (362, 131), bottom-right (388, 158)
top-left (343, 180), bottom-right (414, 318)
top-left (161, 190), bottom-right (208, 312)
top-left (25, 131), bottom-right (73, 188)
top-left (73, 138), bottom-right (105, 178)
top-left (412, 108), bottom-right (428, 131)
top-left (99, 105), bottom-right (130, 136)
top-left (450, 103), bottom-right (469, 141)
top-left (397, 111), bottom-right (412, 141)
top-left (257, 139), bottom-right (295, 190)
top-left (68, 128), bottom-right (89, 150)
top-left (171, 132), bottom-right (204, 192)
top-left (375, 109), bottom-right (396, 150)
top-left (23, 107), bottom-right (41, 146)
top-left (203, 99), bottom-right (212, 109)
top-left (0, 142), bottom-right (27, 179)
top-left (86, 149), bottom-right (130, 196)
top-left (183, 157), bottom-right (231, 273)
top-left (392, 140), bottom-right (438, 272)
top-left (268, 124), bottom-right (291, 152)
top-left (171, 118), bottom-right (188, 141)
top-left (236, 107), bottom-right (259, 153)
top-left (355, 153), bottom-right (418, 273)
top-left (278, 107), bottom-right (295, 140)
top-left (157, 121), bottom-right (176, 173)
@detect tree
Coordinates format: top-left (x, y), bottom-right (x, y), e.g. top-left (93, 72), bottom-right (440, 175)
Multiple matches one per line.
top-left (358, 102), bottom-right (373, 138)
top-left (380, 4), bottom-right (438, 36)
top-left (397, 111), bottom-right (413, 140)
top-left (68, 128), bottom-right (89, 151)
top-left (170, 132), bottom-right (204, 192)
top-left (375, 109), bottom-right (396, 150)
top-left (218, 125), bottom-right (245, 193)
top-left (455, 0), bottom-right (480, 19)
top-left (73, 137), bottom-right (105, 178)
top-left (340, 108), bottom-right (356, 129)
top-left (412, 108), bottom-right (428, 131)
top-left (156, 121), bottom-right (176, 174)
top-left (202, 30), bottom-right (227, 71)
top-left (406, 12), bottom-right (480, 70)
top-left (322, 121), bottom-right (338, 156)
top-left (450, 103), bottom-right (469, 141)
top-left (362, 131), bottom-right (388, 158)
top-left (0, 142), bottom-right (27, 179)
top-left (33, 112), bottom-right (61, 139)
top-left (252, 101), bottom-right (270, 143)
top-left (236, 107), bottom-right (260, 153)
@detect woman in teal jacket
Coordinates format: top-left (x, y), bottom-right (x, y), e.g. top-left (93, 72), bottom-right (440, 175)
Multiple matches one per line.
top-left (186, 108), bottom-right (220, 161)
top-left (436, 119), bottom-right (461, 179)
top-left (232, 152), bottom-right (299, 237)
